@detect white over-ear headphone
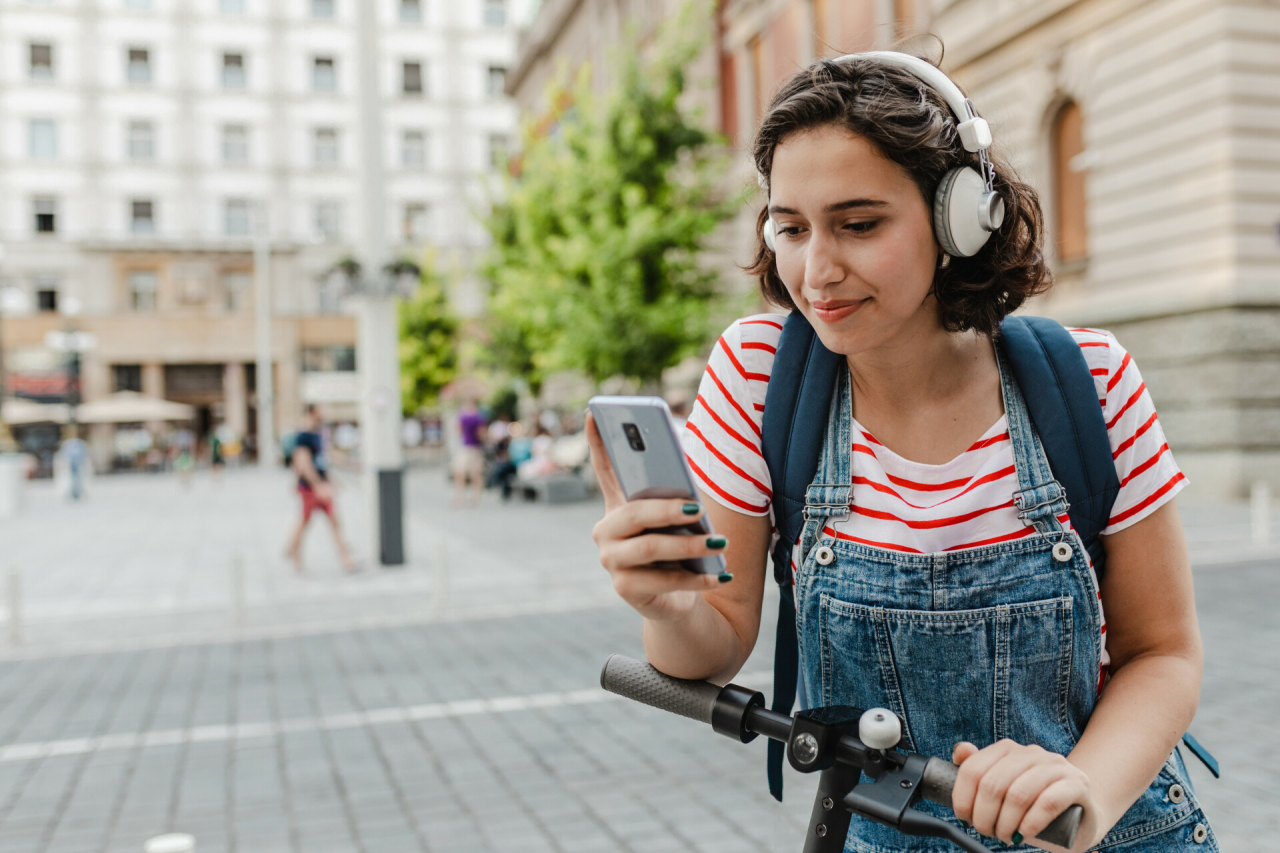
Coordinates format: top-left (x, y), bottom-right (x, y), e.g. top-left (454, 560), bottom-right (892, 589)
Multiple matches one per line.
top-left (761, 51), bottom-right (1005, 259)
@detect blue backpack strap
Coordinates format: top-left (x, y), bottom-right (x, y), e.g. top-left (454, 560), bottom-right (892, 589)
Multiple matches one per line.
top-left (760, 311), bottom-right (843, 800)
top-left (997, 316), bottom-right (1120, 575)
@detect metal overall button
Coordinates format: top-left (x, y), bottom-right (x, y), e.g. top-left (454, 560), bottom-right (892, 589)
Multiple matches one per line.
top-left (1192, 823), bottom-right (1208, 844)
top-left (1168, 783), bottom-right (1186, 804)
top-left (1051, 541), bottom-right (1073, 562)
top-left (814, 545), bottom-right (836, 566)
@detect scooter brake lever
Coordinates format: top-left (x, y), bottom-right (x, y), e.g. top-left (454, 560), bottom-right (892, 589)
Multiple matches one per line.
top-left (898, 808), bottom-right (990, 853)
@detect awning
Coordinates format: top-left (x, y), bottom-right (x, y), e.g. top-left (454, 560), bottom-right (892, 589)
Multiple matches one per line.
top-left (75, 392), bottom-right (196, 424)
top-left (0, 398), bottom-right (70, 425)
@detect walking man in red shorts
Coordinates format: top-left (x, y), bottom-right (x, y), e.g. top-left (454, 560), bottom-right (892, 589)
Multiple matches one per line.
top-left (285, 405), bottom-right (356, 573)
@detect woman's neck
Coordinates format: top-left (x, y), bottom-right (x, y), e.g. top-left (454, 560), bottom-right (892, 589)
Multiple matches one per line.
top-left (851, 314), bottom-right (975, 394)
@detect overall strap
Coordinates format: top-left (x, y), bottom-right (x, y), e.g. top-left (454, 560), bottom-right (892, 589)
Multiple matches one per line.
top-left (997, 316), bottom-right (1120, 573)
top-left (996, 347), bottom-right (1070, 535)
top-left (760, 311), bottom-right (843, 801)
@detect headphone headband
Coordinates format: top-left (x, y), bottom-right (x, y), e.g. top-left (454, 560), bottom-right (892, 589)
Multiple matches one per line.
top-left (837, 52), bottom-right (992, 153)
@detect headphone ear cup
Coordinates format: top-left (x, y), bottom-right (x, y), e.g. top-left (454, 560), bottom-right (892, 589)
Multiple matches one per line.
top-left (763, 217), bottom-right (777, 253)
top-left (933, 166), bottom-right (994, 258)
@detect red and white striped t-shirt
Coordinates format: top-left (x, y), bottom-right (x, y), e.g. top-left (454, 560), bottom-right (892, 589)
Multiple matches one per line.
top-left (683, 314), bottom-right (1186, 689)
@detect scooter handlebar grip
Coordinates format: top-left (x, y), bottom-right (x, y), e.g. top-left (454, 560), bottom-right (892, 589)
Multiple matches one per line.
top-left (921, 758), bottom-right (1084, 849)
top-left (600, 655), bottom-right (721, 725)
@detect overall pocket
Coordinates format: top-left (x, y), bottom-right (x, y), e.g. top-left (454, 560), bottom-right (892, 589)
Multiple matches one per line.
top-left (818, 593), bottom-right (1076, 762)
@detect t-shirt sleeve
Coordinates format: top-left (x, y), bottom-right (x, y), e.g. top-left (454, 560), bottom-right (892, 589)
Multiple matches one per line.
top-left (1077, 330), bottom-right (1186, 534)
top-left (682, 318), bottom-right (779, 516)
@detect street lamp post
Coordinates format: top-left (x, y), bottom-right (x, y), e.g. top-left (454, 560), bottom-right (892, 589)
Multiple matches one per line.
top-left (253, 203), bottom-right (276, 467)
top-left (355, 0), bottom-right (409, 567)
top-left (46, 296), bottom-right (94, 436)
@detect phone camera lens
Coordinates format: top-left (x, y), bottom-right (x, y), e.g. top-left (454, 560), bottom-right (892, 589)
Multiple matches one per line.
top-left (622, 423), bottom-right (646, 452)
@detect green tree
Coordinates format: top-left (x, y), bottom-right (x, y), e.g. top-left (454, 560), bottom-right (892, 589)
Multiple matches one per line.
top-left (483, 2), bottom-right (732, 390)
top-left (399, 260), bottom-right (458, 414)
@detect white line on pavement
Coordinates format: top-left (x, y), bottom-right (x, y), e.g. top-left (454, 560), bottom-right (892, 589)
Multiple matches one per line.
top-left (0, 670), bottom-right (774, 764)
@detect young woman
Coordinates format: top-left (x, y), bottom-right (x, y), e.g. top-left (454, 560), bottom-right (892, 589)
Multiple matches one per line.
top-left (587, 55), bottom-right (1215, 852)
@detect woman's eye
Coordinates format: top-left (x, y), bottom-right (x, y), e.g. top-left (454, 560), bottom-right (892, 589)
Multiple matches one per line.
top-left (781, 226), bottom-right (804, 238)
top-left (846, 220), bottom-right (879, 234)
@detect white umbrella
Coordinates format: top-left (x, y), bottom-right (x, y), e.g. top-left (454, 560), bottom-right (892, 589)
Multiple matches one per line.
top-left (75, 391), bottom-right (195, 424)
top-left (0, 398), bottom-right (69, 425)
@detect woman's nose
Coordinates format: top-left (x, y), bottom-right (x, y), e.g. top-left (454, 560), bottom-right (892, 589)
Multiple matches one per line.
top-left (804, 229), bottom-right (843, 289)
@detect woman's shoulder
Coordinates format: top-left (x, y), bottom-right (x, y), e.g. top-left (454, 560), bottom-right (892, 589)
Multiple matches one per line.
top-left (712, 313), bottom-right (787, 385)
top-left (1063, 326), bottom-right (1139, 405)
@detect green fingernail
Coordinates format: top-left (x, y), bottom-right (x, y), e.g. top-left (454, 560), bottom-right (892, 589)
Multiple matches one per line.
top-left (706, 536), bottom-right (727, 550)
top-left (718, 572), bottom-right (734, 583)
top-left (1012, 832), bottom-right (1023, 846)
top-left (682, 503), bottom-right (701, 515)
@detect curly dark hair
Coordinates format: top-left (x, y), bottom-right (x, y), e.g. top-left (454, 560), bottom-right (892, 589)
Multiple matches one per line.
top-left (748, 56), bottom-right (1051, 336)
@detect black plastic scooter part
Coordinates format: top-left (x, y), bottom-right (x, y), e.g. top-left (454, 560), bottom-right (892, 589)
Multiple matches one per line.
top-left (710, 684), bottom-right (764, 743)
top-left (803, 763), bottom-right (860, 853)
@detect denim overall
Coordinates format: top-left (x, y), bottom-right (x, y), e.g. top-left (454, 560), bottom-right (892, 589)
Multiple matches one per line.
top-left (793, 354), bottom-right (1216, 852)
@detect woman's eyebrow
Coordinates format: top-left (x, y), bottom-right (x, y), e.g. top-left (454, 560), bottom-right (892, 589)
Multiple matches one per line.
top-left (768, 198), bottom-right (889, 215)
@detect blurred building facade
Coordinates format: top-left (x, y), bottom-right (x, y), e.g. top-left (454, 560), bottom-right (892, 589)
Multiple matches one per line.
top-left (0, 0), bottom-right (524, 471)
top-left (510, 0), bottom-right (1280, 498)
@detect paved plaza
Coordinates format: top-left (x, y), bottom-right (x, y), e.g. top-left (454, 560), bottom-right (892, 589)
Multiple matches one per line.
top-left (0, 467), bottom-right (1273, 852)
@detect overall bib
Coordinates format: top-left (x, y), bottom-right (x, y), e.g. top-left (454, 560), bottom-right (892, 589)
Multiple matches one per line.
top-left (792, 354), bottom-right (1216, 852)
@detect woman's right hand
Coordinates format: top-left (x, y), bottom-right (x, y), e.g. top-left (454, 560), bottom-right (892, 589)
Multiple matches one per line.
top-left (587, 413), bottom-right (731, 623)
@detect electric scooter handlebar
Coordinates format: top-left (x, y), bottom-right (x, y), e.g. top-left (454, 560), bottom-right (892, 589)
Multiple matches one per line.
top-left (601, 654), bottom-right (1083, 853)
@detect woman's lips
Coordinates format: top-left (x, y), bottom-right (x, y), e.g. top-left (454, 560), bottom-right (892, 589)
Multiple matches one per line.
top-left (811, 298), bottom-right (868, 324)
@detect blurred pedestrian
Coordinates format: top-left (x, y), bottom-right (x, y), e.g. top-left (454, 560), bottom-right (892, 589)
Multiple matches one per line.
top-left (285, 404), bottom-right (356, 573)
top-left (59, 436), bottom-right (88, 501)
top-left (209, 430), bottom-right (225, 481)
top-left (451, 400), bottom-right (487, 507)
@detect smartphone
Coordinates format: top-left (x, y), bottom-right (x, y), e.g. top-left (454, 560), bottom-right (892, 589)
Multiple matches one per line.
top-left (588, 395), bottom-right (726, 575)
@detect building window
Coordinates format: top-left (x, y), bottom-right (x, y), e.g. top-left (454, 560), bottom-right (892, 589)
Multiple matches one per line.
top-left (114, 364), bottom-right (143, 393)
top-left (403, 203), bottom-right (428, 243)
top-left (313, 57), bottom-right (336, 92)
top-left (311, 0), bottom-right (334, 18)
top-left (33, 274), bottom-right (59, 312)
top-left (315, 201), bottom-right (342, 242)
top-left (33, 197), bottom-right (57, 235)
top-left (402, 61), bottom-right (423, 95)
top-left (131, 200), bottom-right (156, 235)
top-left (301, 346), bottom-right (356, 372)
top-left (399, 0), bottom-right (421, 23)
top-left (29, 44), bottom-right (54, 80)
top-left (487, 65), bottom-right (506, 97)
top-left (219, 0), bottom-right (246, 13)
top-left (749, 35), bottom-right (765, 124)
top-left (127, 48), bottom-right (152, 85)
top-left (221, 272), bottom-right (251, 312)
top-left (483, 0), bottom-right (505, 27)
top-left (1051, 100), bottom-right (1088, 263)
top-left (225, 199), bottom-right (251, 236)
top-left (29, 119), bottom-right (58, 159)
top-left (128, 120), bottom-right (156, 160)
top-left (313, 128), bottom-right (339, 166)
top-left (129, 271), bottom-right (159, 312)
top-left (488, 133), bottom-right (509, 171)
top-left (402, 130), bottom-right (426, 169)
top-left (893, 0), bottom-right (915, 31)
top-left (222, 124), bottom-right (249, 164)
top-left (222, 52), bottom-right (246, 88)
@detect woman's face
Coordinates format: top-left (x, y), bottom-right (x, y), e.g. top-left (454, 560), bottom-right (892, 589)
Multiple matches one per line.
top-left (769, 124), bottom-right (940, 356)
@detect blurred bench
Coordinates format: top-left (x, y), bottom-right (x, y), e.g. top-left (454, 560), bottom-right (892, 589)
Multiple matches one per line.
top-left (520, 472), bottom-right (589, 504)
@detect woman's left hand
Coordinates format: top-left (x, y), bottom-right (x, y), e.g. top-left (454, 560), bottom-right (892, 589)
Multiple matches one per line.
top-left (951, 739), bottom-right (1101, 852)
